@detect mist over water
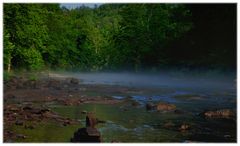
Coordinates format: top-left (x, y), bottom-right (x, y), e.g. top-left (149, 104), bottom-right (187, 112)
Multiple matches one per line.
top-left (49, 71), bottom-right (236, 92)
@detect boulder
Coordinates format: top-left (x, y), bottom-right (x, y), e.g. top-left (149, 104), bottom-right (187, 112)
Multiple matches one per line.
top-left (71, 127), bottom-right (101, 142)
top-left (156, 103), bottom-right (176, 111)
top-left (71, 113), bottom-right (102, 142)
top-left (86, 113), bottom-right (98, 128)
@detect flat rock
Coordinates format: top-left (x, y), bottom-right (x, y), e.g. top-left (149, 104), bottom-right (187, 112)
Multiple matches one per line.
top-left (203, 109), bottom-right (235, 118)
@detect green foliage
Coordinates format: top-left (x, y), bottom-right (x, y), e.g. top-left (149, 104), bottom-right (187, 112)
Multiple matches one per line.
top-left (20, 48), bottom-right (44, 70)
top-left (4, 4), bottom-right (234, 72)
top-left (116, 4), bottom-right (192, 70)
top-left (4, 4), bottom-right (49, 71)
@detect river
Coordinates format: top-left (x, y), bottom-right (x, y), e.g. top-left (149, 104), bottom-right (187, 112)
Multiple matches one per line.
top-left (48, 71), bottom-right (236, 142)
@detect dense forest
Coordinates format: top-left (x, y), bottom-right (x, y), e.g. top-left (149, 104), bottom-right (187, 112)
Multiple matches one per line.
top-left (3, 3), bottom-right (236, 72)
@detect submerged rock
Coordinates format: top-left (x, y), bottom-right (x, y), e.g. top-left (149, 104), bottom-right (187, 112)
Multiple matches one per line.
top-left (131, 100), bottom-right (140, 107)
top-left (16, 134), bottom-right (27, 139)
top-left (125, 96), bottom-right (133, 99)
top-left (203, 109), bottom-right (235, 118)
top-left (179, 124), bottom-right (190, 131)
top-left (163, 121), bottom-right (175, 129)
top-left (81, 110), bottom-right (87, 114)
top-left (173, 94), bottom-right (204, 100)
top-left (156, 103), bottom-right (176, 111)
top-left (97, 119), bottom-right (106, 124)
top-left (174, 109), bottom-right (185, 114)
top-left (146, 102), bottom-right (176, 111)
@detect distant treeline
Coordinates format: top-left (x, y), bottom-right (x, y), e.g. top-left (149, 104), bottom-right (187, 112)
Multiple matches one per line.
top-left (3, 4), bottom-right (236, 72)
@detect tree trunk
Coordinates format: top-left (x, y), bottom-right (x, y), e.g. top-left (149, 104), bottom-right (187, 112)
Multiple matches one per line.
top-left (7, 58), bottom-right (11, 73)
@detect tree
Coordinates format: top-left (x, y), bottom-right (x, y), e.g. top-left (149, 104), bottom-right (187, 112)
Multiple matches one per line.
top-left (3, 31), bottom-right (15, 72)
top-left (5, 3), bottom-right (234, 72)
top-left (116, 4), bottom-right (192, 71)
top-left (4, 4), bottom-right (49, 70)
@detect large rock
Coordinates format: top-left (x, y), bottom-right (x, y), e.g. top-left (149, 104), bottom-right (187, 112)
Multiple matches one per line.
top-left (70, 127), bottom-right (101, 142)
top-left (203, 109), bottom-right (235, 118)
top-left (156, 103), bottom-right (176, 111)
top-left (71, 113), bottom-right (102, 142)
top-left (86, 113), bottom-right (98, 128)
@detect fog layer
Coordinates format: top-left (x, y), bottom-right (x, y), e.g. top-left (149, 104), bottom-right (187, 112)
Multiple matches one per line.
top-left (48, 71), bottom-right (236, 91)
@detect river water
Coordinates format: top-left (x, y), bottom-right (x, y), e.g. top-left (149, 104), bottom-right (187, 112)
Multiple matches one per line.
top-left (49, 72), bottom-right (236, 142)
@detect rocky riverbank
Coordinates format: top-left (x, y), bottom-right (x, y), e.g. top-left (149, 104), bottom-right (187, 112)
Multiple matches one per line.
top-left (4, 73), bottom-right (236, 142)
